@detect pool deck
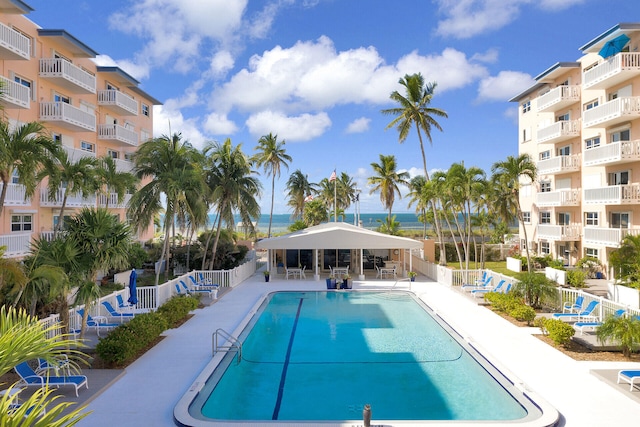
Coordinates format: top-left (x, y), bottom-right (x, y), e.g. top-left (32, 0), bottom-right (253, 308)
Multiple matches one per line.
top-left (61, 274), bottom-right (640, 426)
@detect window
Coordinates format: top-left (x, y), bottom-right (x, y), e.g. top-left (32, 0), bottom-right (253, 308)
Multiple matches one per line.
top-left (52, 133), bottom-right (62, 143)
top-left (522, 212), bottom-right (531, 224)
top-left (585, 212), bottom-right (599, 226)
top-left (611, 128), bottom-right (630, 143)
top-left (585, 136), bottom-right (600, 150)
top-left (558, 212), bottom-right (570, 225)
top-left (14, 75), bottom-right (31, 89)
top-left (11, 169), bottom-right (19, 184)
top-left (54, 93), bottom-right (70, 104)
top-left (81, 141), bottom-right (95, 152)
top-left (124, 152), bottom-right (134, 162)
top-left (106, 82), bottom-right (118, 91)
top-left (540, 181), bottom-right (551, 193)
top-left (585, 248), bottom-right (598, 259)
top-left (611, 212), bottom-right (630, 229)
top-left (142, 103), bottom-right (149, 117)
top-left (540, 211), bottom-right (551, 224)
top-left (53, 215), bottom-right (71, 230)
top-left (107, 149), bottom-right (119, 159)
top-left (556, 113), bottom-right (569, 122)
top-left (540, 241), bottom-right (550, 255)
top-left (584, 99), bottom-right (599, 110)
top-left (608, 171), bottom-right (629, 185)
top-left (557, 145), bottom-right (571, 156)
top-left (539, 150), bottom-right (550, 161)
top-left (11, 214), bottom-right (32, 232)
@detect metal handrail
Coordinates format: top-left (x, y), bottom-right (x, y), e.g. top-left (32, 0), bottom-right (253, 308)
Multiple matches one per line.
top-left (212, 328), bottom-right (242, 363)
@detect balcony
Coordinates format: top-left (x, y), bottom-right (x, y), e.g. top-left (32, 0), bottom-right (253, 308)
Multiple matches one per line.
top-left (583, 139), bottom-right (640, 167)
top-left (97, 90), bottom-right (138, 116)
top-left (536, 120), bottom-right (580, 144)
top-left (98, 193), bottom-right (132, 209)
top-left (40, 102), bottom-right (96, 132)
top-left (63, 145), bottom-right (96, 162)
top-left (584, 184), bottom-right (640, 205)
top-left (0, 21), bottom-right (30, 60)
top-left (583, 53), bottom-right (640, 90)
top-left (536, 189), bottom-right (580, 207)
top-left (583, 97), bottom-right (640, 128)
top-left (39, 58), bottom-right (96, 94)
top-left (536, 154), bottom-right (580, 175)
top-left (537, 85), bottom-right (581, 112)
top-left (537, 224), bottom-right (581, 241)
top-left (0, 233), bottom-right (31, 258)
top-left (0, 183), bottom-right (30, 206)
top-left (583, 227), bottom-right (640, 247)
top-left (98, 124), bottom-right (138, 147)
top-left (113, 158), bottom-right (134, 173)
top-left (40, 187), bottom-right (96, 208)
top-left (0, 75), bottom-right (30, 109)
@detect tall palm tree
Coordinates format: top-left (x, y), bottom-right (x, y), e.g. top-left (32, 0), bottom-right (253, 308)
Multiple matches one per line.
top-left (204, 138), bottom-right (261, 269)
top-left (406, 175), bottom-right (428, 238)
top-left (253, 133), bottom-right (291, 237)
top-left (286, 169), bottom-right (315, 219)
top-left (491, 154), bottom-right (537, 272)
top-left (128, 133), bottom-right (204, 284)
top-left (96, 155), bottom-right (138, 209)
top-left (368, 154), bottom-right (409, 225)
top-left (0, 120), bottom-right (59, 218)
top-left (44, 149), bottom-right (99, 238)
top-left (382, 73), bottom-right (448, 262)
top-left (336, 172), bottom-right (357, 215)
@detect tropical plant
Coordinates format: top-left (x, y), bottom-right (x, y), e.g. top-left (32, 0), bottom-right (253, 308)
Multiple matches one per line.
top-left (512, 271), bottom-right (557, 309)
top-left (95, 155), bottom-right (138, 209)
top-left (368, 154), bottom-right (409, 224)
top-left (597, 314), bottom-right (640, 358)
top-left (286, 169), bottom-right (315, 220)
top-left (609, 235), bottom-right (640, 283)
top-left (376, 215), bottom-right (401, 235)
top-left (253, 133), bottom-right (291, 237)
top-left (406, 175), bottom-right (429, 238)
top-left (302, 198), bottom-right (328, 226)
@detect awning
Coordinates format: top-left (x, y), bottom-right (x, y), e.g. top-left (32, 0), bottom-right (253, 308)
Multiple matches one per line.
top-left (598, 34), bottom-right (630, 58)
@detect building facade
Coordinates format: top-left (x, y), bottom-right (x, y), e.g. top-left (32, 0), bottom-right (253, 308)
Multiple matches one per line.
top-left (0, 1), bottom-right (160, 258)
top-left (512, 23), bottom-right (640, 277)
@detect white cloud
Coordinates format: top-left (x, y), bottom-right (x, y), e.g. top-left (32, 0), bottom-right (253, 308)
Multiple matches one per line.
top-left (245, 111), bottom-right (331, 142)
top-left (538, 0), bottom-right (585, 11)
top-left (203, 113), bottom-right (239, 135)
top-left (346, 117), bottom-right (371, 134)
top-left (209, 50), bottom-right (235, 78)
top-left (153, 105), bottom-right (208, 150)
top-left (471, 48), bottom-right (499, 64)
top-left (434, 0), bottom-right (524, 39)
top-left (477, 71), bottom-right (535, 102)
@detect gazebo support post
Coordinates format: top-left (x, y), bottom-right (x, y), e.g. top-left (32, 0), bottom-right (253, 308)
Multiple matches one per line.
top-left (314, 249), bottom-right (320, 281)
top-left (359, 248), bottom-right (365, 280)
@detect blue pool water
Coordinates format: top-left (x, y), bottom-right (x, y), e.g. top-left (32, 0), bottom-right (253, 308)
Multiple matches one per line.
top-left (182, 291), bottom-right (545, 424)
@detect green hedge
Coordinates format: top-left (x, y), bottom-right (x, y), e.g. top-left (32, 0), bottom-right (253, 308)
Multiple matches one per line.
top-left (157, 295), bottom-right (199, 327)
top-left (540, 318), bottom-right (575, 346)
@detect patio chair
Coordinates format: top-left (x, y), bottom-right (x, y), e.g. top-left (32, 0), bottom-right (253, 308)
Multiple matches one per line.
top-left (552, 300), bottom-right (600, 322)
top-left (462, 275), bottom-right (493, 292)
top-left (14, 361), bottom-right (88, 397)
top-left (76, 309), bottom-right (120, 336)
top-left (563, 295), bottom-right (585, 313)
top-left (115, 294), bottom-right (149, 314)
top-left (471, 279), bottom-right (505, 298)
top-left (102, 301), bottom-right (135, 323)
top-left (301, 265), bottom-right (306, 279)
top-left (36, 355), bottom-right (71, 376)
top-left (618, 370), bottom-right (640, 391)
top-left (179, 280), bottom-right (215, 297)
top-left (573, 309), bottom-right (626, 335)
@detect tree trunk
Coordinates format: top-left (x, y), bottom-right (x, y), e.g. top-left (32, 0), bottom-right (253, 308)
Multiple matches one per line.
top-left (0, 177), bottom-right (8, 219)
top-left (53, 193), bottom-right (69, 239)
top-left (268, 176), bottom-right (275, 237)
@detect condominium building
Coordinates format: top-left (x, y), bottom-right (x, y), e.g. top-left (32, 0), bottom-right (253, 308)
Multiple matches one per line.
top-left (0, 1), bottom-right (161, 258)
top-left (511, 23), bottom-right (640, 277)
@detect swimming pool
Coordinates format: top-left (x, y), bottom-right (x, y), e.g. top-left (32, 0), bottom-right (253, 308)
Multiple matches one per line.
top-left (175, 291), bottom-right (558, 426)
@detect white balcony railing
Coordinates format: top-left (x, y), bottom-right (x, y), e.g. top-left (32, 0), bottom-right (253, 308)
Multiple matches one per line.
top-left (583, 184), bottom-right (640, 205)
top-left (40, 102), bottom-right (96, 132)
top-left (97, 124), bottom-right (138, 147)
top-left (537, 85), bottom-right (581, 112)
top-left (583, 52), bottom-right (640, 90)
top-left (0, 183), bottom-right (30, 205)
top-left (536, 154), bottom-right (580, 175)
top-left (62, 145), bottom-right (97, 162)
top-left (113, 158), bottom-right (134, 173)
top-left (39, 58), bottom-right (96, 93)
top-left (583, 227), bottom-right (640, 247)
top-left (98, 193), bottom-right (132, 208)
top-left (583, 139), bottom-right (640, 166)
top-left (0, 75), bottom-right (30, 108)
top-left (40, 187), bottom-right (96, 208)
top-left (583, 97), bottom-right (640, 128)
top-left (0, 233), bottom-right (32, 257)
top-left (536, 120), bottom-right (580, 144)
top-left (0, 21), bottom-right (30, 60)
top-left (536, 189), bottom-right (580, 207)
top-left (536, 224), bottom-right (581, 241)
top-left (97, 90), bottom-right (138, 116)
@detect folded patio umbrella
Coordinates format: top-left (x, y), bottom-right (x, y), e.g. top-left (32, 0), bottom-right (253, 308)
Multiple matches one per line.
top-left (128, 269), bottom-right (138, 305)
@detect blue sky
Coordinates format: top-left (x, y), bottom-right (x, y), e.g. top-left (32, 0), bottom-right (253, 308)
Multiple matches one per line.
top-left (26, 0), bottom-right (636, 214)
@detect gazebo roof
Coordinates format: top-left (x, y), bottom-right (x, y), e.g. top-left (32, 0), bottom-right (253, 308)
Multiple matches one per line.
top-left (255, 221), bottom-right (422, 250)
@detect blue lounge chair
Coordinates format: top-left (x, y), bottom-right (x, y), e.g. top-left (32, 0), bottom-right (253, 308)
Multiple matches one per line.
top-left (503, 283), bottom-right (512, 294)
top-left (176, 280), bottom-right (214, 297)
top-left (573, 309), bottom-right (626, 335)
top-left (462, 275), bottom-right (493, 292)
top-left (76, 309), bottom-right (119, 336)
top-left (471, 279), bottom-right (505, 298)
top-left (618, 370), bottom-right (640, 391)
top-left (563, 295), bottom-right (585, 313)
top-left (189, 274), bottom-right (219, 289)
top-left (101, 301), bottom-right (135, 323)
top-left (14, 361), bottom-right (88, 397)
top-left (552, 300), bottom-right (599, 322)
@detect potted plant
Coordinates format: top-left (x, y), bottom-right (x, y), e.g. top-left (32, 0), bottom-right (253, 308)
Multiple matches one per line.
top-left (326, 274), bottom-right (336, 289)
top-left (408, 271), bottom-right (417, 282)
top-left (343, 274), bottom-right (351, 289)
top-left (264, 270), bottom-right (270, 282)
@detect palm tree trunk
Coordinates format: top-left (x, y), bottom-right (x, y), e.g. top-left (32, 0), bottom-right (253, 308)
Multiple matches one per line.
top-left (0, 177), bottom-right (9, 218)
top-left (210, 211), bottom-right (225, 270)
top-left (268, 176), bottom-right (275, 237)
top-left (155, 216), bottom-right (171, 286)
top-left (53, 194), bottom-right (69, 239)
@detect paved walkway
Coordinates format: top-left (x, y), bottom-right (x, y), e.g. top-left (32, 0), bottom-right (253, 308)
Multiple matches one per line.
top-left (64, 274), bottom-right (640, 426)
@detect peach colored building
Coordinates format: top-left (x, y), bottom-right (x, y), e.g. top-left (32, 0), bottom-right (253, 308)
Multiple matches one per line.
top-left (511, 23), bottom-right (640, 277)
top-left (0, 1), bottom-right (161, 258)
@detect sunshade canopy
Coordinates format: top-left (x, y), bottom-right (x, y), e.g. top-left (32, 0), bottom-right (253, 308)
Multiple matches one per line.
top-left (598, 33), bottom-right (630, 58)
top-left (255, 221), bottom-right (422, 250)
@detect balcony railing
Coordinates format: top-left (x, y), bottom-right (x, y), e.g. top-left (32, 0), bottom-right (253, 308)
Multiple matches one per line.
top-left (583, 96), bottom-right (640, 128)
top-left (536, 120), bottom-right (580, 144)
top-left (113, 158), bottom-right (134, 173)
top-left (583, 52), bottom-right (640, 90)
top-left (536, 189), bottom-right (580, 207)
top-left (584, 184), bottom-right (640, 205)
top-left (0, 21), bottom-right (30, 60)
top-left (63, 145), bottom-right (97, 162)
top-left (40, 187), bottom-right (96, 208)
top-left (0, 233), bottom-right (31, 258)
top-left (537, 85), bottom-right (581, 112)
top-left (0, 75), bottom-right (30, 108)
top-left (536, 154), bottom-right (580, 175)
top-left (40, 102), bottom-right (96, 132)
top-left (583, 227), bottom-right (640, 247)
top-left (97, 90), bottom-right (138, 116)
top-left (0, 183), bottom-right (30, 205)
top-left (39, 58), bottom-right (96, 94)
top-left (583, 139), bottom-right (640, 166)
top-left (98, 124), bottom-right (138, 147)
top-left (536, 224), bottom-right (581, 241)
top-left (98, 193), bottom-right (132, 208)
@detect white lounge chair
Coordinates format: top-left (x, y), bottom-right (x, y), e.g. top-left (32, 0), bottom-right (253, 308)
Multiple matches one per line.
top-left (462, 276), bottom-right (493, 292)
top-left (618, 370), bottom-right (640, 391)
top-left (471, 279), bottom-right (505, 298)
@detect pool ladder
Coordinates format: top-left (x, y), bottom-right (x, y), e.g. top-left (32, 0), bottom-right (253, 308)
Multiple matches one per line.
top-left (212, 328), bottom-right (242, 364)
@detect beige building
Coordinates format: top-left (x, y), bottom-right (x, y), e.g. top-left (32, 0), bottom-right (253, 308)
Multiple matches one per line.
top-left (511, 23), bottom-right (640, 277)
top-left (0, 1), bottom-right (161, 258)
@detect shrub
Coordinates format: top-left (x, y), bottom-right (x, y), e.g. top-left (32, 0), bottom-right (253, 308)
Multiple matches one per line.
top-left (513, 272), bottom-right (558, 308)
top-left (157, 295), bottom-right (199, 328)
top-left (596, 315), bottom-right (640, 358)
top-left (533, 316), bottom-right (546, 333)
top-left (543, 318), bottom-right (575, 346)
top-left (509, 305), bottom-right (536, 325)
top-left (566, 269), bottom-right (587, 288)
top-left (484, 292), bottom-right (521, 313)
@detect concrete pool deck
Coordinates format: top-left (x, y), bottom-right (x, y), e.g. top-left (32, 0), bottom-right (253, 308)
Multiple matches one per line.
top-left (69, 274), bottom-right (640, 427)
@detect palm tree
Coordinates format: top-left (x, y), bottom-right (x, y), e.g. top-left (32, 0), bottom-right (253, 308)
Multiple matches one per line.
top-left (336, 172), bottom-right (357, 216)
top-left (491, 154), bottom-right (537, 272)
top-left (96, 155), bottom-right (138, 209)
top-left (382, 73), bottom-right (448, 262)
top-left (610, 234), bottom-right (640, 283)
top-left (204, 138), bottom-right (261, 269)
top-left (597, 314), bottom-right (640, 358)
top-left (286, 169), bottom-right (315, 219)
top-left (406, 175), bottom-right (428, 238)
top-left (44, 149), bottom-right (99, 238)
top-left (253, 133), bottom-right (291, 237)
top-left (303, 198), bottom-right (328, 226)
top-left (0, 120), bottom-right (59, 218)
top-left (368, 154), bottom-right (409, 225)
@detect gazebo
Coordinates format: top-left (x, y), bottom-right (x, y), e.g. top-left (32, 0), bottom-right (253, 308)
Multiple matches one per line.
top-left (255, 222), bottom-right (423, 280)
